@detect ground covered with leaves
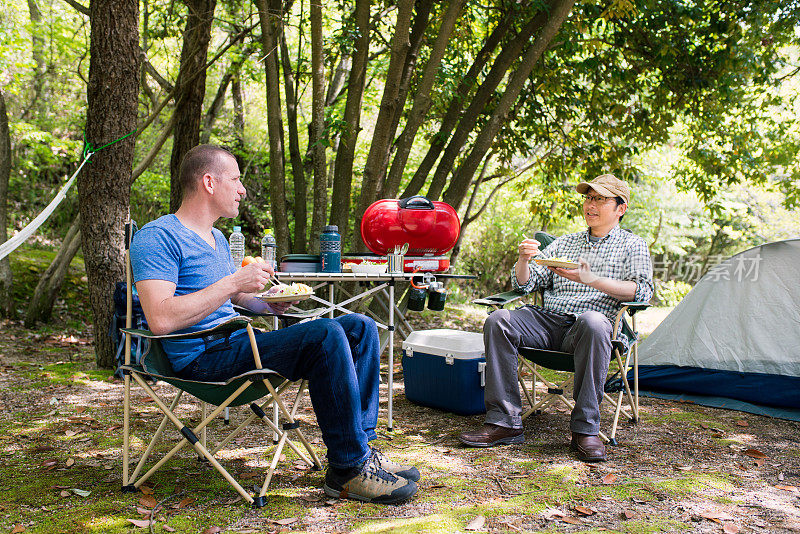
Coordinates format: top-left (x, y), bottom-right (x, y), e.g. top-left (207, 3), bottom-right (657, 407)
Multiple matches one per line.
top-left (1, 304), bottom-right (799, 534)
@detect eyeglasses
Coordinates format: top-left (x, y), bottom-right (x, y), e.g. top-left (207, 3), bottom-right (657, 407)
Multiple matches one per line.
top-left (583, 194), bottom-right (614, 204)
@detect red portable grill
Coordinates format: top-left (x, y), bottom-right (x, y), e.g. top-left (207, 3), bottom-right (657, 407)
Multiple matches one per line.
top-left (353, 196), bottom-right (460, 272)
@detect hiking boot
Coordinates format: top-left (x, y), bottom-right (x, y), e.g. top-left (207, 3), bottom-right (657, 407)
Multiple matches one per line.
top-left (323, 451), bottom-right (418, 504)
top-left (458, 423), bottom-right (524, 448)
top-left (570, 432), bottom-right (606, 462)
top-left (372, 448), bottom-right (421, 482)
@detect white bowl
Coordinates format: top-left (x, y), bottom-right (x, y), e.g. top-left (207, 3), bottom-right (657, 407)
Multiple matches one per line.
top-left (350, 263), bottom-right (387, 274)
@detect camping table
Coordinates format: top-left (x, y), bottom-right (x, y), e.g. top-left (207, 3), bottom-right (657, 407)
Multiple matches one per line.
top-left (273, 271), bottom-right (476, 430)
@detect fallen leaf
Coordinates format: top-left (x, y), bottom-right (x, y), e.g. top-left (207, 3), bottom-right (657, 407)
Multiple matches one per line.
top-left (127, 519), bottom-right (151, 528)
top-left (135, 507), bottom-right (151, 516)
top-left (139, 495), bottom-right (158, 508)
top-left (700, 510), bottom-right (735, 523)
top-left (75, 406), bottom-right (87, 414)
top-left (139, 485), bottom-right (154, 495)
top-left (41, 459), bottom-right (58, 467)
top-left (28, 445), bottom-right (55, 453)
top-left (274, 518), bottom-right (298, 526)
top-left (775, 485), bottom-right (799, 493)
top-left (201, 527), bottom-right (221, 534)
top-left (601, 473), bottom-right (617, 484)
top-left (11, 525), bottom-right (26, 533)
top-left (465, 515), bottom-right (485, 531)
top-left (700, 423), bottom-right (709, 429)
top-left (163, 526), bottom-right (176, 533)
top-left (59, 490), bottom-right (70, 497)
top-left (542, 508), bottom-right (566, 520)
top-left (723, 523), bottom-right (740, 533)
top-left (70, 488), bottom-right (91, 497)
top-left (620, 510), bottom-right (635, 520)
top-left (778, 472), bottom-right (785, 481)
top-left (561, 517), bottom-right (581, 525)
top-left (177, 497), bottom-right (197, 508)
top-left (65, 458), bottom-right (75, 467)
top-left (743, 449), bottom-right (767, 459)
top-left (735, 420), bottom-right (749, 427)
top-left (674, 465), bottom-right (692, 471)
top-left (574, 506), bottom-right (595, 516)
top-left (754, 458), bottom-right (766, 467)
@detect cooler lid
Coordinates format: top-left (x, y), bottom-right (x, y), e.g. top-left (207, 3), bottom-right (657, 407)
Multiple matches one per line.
top-left (402, 329), bottom-right (484, 359)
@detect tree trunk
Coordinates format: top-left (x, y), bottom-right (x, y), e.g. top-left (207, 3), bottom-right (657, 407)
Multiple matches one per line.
top-left (426, 5), bottom-right (547, 201)
top-left (279, 10), bottom-right (308, 252)
top-left (256, 0), bottom-right (290, 255)
top-left (80, 0), bottom-right (140, 368)
top-left (400, 7), bottom-right (516, 198)
top-left (330, 0), bottom-right (371, 246)
top-left (168, 0), bottom-right (217, 212)
top-left (356, 0), bottom-right (415, 225)
top-left (200, 71), bottom-right (234, 144)
top-left (443, 0), bottom-right (575, 210)
top-left (25, 216), bottom-right (82, 327)
top-left (382, 0), bottom-right (465, 202)
top-left (232, 73), bottom-right (245, 146)
top-left (380, 0), bottom-right (434, 192)
top-left (22, 0), bottom-right (47, 123)
top-left (309, 0), bottom-right (327, 250)
top-left (0, 90), bottom-right (12, 318)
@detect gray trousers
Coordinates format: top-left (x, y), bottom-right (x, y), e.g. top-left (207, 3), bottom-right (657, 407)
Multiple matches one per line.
top-left (483, 306), bottom-right (612, 435)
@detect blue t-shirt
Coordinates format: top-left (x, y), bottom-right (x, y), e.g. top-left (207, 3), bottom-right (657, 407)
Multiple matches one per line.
top-left (130, 214), bottom-right (241, 371)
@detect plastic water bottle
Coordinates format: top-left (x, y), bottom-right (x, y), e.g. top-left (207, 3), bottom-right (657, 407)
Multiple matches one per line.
top-left (229, 226), bottom-right (245, 268)
top-left (320, 225), bottom-right (341, 273)
top-left (261, 229), bottom-right (277, 270)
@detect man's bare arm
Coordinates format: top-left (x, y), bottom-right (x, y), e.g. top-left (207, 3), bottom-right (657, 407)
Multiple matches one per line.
top-left (136, 262), bottom-right (274, 335)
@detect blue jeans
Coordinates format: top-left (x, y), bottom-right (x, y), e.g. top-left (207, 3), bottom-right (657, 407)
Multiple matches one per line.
top-left (177, 314), bottom-right (379, 469)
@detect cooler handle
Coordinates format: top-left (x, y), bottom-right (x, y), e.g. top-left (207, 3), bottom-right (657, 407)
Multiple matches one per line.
top-left (398, 195), bottom-right (435, 210)
top-left (478, 362), bottom-right (486, 387)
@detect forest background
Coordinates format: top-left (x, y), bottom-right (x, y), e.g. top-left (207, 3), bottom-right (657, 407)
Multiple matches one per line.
top-left (0, 0), bottom-right (798, 368)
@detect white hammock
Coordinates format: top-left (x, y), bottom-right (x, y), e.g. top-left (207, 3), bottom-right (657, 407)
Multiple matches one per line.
top-left (0, 152), bottom-right (93, 261)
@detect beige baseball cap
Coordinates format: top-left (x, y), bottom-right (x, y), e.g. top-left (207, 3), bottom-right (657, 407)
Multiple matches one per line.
top-left (576, 174), bottom-right (629, 205)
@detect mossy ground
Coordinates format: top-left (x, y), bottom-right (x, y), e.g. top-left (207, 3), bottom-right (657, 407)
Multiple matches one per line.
top-left (1, 248), bottom-right (799, 533)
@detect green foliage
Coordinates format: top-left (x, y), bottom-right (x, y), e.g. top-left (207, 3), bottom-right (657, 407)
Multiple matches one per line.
top-left (655, 279), bottom-right (692, 307)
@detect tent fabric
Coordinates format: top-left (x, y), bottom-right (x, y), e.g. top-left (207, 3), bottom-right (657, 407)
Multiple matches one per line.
top-left (634, 238), bottom-right (800, 411)
top-left (637, 390), bottom-right (800, 422)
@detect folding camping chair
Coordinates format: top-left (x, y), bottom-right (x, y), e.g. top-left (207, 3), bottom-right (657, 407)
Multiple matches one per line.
top-left (473, 231), bottom-right (650, 445)
top-left (118, 222), bottom-right (322, 507)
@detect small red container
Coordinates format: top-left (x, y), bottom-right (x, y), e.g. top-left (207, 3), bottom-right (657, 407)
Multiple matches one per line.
top-left (360, 196), bottom-right (460, 256)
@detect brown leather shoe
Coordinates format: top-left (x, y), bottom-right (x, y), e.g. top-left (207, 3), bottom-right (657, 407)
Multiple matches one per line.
top-left (570, 432), bottom-right (606, 462)
top-left (458, 424), bottom-right (524, 448)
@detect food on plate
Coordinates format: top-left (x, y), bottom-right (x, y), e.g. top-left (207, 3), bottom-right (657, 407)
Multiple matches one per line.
top-left (242, 255), bottom-right (266, 267)
top-left (359, 260), bottom-right (386, 266)
top-left (549, 256), bottom-right (573, 263)
top-left (270, 282), bottom-right (312, 296)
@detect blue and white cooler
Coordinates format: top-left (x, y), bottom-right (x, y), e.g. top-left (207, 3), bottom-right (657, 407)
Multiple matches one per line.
top-left (401, 329), bottom-right (486, 415)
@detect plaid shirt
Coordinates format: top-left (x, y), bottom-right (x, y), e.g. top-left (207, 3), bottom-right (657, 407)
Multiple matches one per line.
top-left (512, 225), bottom-right (654, 329)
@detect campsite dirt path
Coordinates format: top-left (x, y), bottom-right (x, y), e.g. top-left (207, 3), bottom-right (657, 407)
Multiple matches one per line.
top-left (0, 309), bottom-right (799, 533)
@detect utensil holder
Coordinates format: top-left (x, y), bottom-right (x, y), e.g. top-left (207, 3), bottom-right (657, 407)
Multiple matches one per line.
top-left (387, 253), bottom-right (404, 273)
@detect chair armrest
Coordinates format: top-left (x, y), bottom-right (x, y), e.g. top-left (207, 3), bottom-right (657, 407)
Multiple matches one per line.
top-left (121, 316), bottom-right (251, 339)
top-left (620, 301), bottom-right (651, 315)
top-left (472, 290), bottom-right (527, 308)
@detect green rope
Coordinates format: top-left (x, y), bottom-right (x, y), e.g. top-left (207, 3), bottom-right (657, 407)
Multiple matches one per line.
top-left (82, 129), bottom-right (136, 160)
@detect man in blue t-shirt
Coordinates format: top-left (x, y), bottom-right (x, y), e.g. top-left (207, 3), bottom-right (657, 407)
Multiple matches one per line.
top-left (131, 144), bottom-right (419, 504)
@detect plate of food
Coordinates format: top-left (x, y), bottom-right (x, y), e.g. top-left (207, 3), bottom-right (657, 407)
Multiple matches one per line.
top-left (350, 261), bottom-right (387, 274)
top-left (256, 282), bottom-right (314, 302)
top-left (534, 257), bottom-right (580, 269)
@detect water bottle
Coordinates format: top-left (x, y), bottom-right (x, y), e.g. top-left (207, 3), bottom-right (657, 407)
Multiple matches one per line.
top-left (319, 225), bottom-right (341, 273)
top-left (229, 225), bottom-right (245, 268)
top-left (261, 229), bottom-right (277, 270)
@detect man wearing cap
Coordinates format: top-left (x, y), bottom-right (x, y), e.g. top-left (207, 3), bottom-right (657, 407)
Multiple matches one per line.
top-left (458, 174), bottom-right (653, 461)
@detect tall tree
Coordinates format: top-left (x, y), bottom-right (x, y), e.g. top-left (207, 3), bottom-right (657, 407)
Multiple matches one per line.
top-left (308, 0), bottom-right (327, 247)
top-left (78, 0), bottom-right (140, 368)
top-left (0, 90), bottom-right (12, 318)
top-left (329, 0), bottom-right (370, 246)
top-left (168, 0), bottom-right (218, 212)
top-left (255, 0), bottom-right (291, 255)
